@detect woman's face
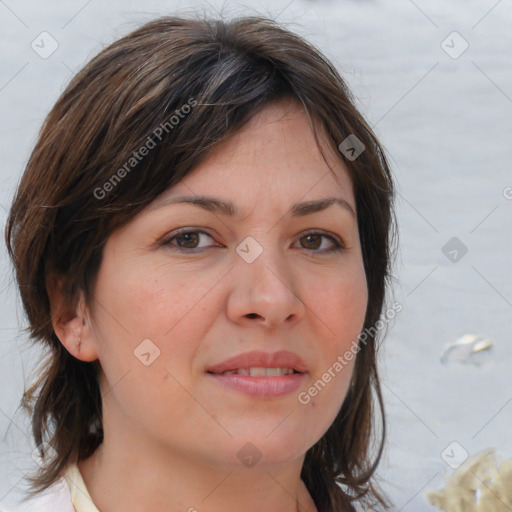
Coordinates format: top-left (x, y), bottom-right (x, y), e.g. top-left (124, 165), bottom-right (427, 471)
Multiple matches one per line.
top-left (83, 99), bottom-right (368, 469)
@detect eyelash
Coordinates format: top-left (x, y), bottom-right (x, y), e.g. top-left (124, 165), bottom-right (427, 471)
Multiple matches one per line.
top-left (159, 228), bottom-right (345, 255)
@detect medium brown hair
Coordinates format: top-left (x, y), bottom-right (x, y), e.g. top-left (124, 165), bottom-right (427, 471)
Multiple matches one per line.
top-left (5, 14), bottom-right (396, 511)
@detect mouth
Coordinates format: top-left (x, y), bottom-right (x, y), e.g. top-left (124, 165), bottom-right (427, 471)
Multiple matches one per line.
top-left (206, 350), bottom-right (307, 398)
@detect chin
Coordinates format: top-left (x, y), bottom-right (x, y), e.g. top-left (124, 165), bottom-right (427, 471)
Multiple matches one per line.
top-left (224, 433), bottom-right (312, 469)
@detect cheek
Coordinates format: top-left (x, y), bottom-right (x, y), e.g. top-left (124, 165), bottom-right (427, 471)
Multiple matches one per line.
top-left (90, 258), bottom-right (221, 387)
top-left (93, 256), bottom-right (216, 339)
top-left (305, 261), bottom-right (368, 343)
top-left (298, 262), bottom-right (367, 424)
top-left (91, 262), bottom-right (212, 429)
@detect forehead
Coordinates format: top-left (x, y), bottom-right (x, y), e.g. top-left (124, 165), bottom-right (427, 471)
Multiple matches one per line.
top-left (155, 99), bottom-right (355, 214)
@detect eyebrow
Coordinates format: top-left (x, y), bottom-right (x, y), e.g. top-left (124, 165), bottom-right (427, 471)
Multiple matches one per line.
top-left (152, 195), bottom-right (356, 219)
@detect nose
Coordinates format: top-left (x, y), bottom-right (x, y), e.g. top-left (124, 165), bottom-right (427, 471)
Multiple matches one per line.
top-left (226, 243), bottom-right (306, 330)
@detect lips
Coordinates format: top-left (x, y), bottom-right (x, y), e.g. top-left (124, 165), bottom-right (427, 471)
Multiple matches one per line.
top-left (206, 350), bottom-right (308, 398)
top-left (206, 350), bottom-right (308, 375)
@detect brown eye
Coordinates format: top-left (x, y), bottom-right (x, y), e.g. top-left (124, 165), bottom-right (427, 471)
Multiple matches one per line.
top-left (301, 234), bottom-right (323, 250)
top-left (296, 231), bottom-right (345, 254)
top-left (161, 229), bottom-right (217, 252)
top-left (175, 232), bottom-right (200, 248)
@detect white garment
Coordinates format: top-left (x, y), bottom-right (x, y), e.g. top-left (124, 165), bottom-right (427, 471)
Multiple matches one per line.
top-left (0, 463), bottom-right (99, 512)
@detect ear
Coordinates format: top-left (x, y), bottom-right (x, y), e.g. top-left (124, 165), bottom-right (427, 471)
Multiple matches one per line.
top-left (47, 276), bottom-right (99, 362)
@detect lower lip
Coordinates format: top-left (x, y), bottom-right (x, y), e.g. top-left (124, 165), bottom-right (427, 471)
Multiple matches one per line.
top-left (207, 372), bottom-right (307, 398)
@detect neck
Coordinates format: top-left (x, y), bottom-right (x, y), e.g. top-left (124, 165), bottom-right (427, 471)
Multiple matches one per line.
top-left (77, 430), bottom-right (318, 512)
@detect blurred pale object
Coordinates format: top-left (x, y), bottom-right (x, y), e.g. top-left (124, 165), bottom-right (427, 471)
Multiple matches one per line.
top-left (441, 334), bottom-right (493, 365)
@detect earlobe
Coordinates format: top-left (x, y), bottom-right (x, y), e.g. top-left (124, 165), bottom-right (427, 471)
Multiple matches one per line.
top-left (48, 277), bottom-right (99, 362)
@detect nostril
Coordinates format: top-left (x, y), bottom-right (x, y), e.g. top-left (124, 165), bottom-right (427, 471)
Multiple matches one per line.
top-left (246, 313), bottom-right (259, 319)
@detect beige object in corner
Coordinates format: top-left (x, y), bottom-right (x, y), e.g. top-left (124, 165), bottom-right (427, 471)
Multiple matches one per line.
top-left (426, 448), bottom-right (512, 512)
top-left (476, 458), bottom-right (512, 512)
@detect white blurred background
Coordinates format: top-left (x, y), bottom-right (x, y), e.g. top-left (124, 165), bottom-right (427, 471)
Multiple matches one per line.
top-left (1, 1), bottom-right (511, 510)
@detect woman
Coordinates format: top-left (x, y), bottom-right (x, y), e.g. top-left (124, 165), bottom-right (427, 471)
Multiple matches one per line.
top-left (4, 14), bottom-right (396, 512)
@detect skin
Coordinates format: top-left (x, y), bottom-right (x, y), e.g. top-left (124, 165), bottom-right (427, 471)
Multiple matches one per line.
top-left (52, 98), bottom-right (368, 512)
